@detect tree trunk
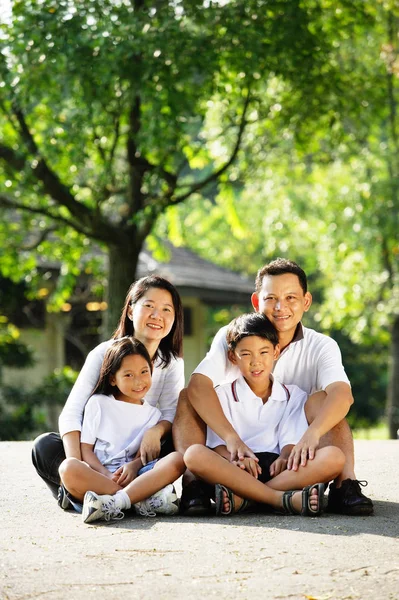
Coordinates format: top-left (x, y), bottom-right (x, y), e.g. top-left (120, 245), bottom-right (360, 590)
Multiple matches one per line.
top-left (103, 241), bottom-right (141, 338)
top-left (387, 314), bottom-right (399, 439)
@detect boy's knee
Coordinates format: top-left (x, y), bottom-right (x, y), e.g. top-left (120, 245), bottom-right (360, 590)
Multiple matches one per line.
top-left (322, 446), bottom-right (346, 477)
top-left (184, 444), bottom-right (207, 472)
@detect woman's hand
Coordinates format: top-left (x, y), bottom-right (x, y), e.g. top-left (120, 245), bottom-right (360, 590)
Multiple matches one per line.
top-left (112, 461), bottom-right (140, 487)
top-left (269, 457), bottom-right (288, 477)
top-left (232, 457), bottom-right (262, 479)
top-left (139, 427), bottom-right (162, 465)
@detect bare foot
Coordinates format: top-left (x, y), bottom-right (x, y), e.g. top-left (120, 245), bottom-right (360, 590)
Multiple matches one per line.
top-left (287, 486), bottom-right (320, 514)
top-left (221, 488), bottom-right (246, 514)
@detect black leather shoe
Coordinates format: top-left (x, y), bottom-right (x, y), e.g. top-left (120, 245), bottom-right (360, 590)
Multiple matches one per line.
top-left (327, 479), bottom-right (374, 516)
top-left (180, 480), bottom-right (212, 516)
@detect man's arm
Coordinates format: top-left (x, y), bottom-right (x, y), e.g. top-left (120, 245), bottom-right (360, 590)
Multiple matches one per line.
top-left (187, 373), bottom-right (258, 461)
top-left (287, 382), bottom-right (353, 470)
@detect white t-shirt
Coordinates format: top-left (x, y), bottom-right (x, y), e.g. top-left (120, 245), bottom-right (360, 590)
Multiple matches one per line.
top-left (59, 339), bottom-right (184, 438)
top-left (194, 323), bottom-right (350, 395)
top-left (206, 376), bottom-right (308, 454)
top-left (80, 394), bottom-right (162, 472)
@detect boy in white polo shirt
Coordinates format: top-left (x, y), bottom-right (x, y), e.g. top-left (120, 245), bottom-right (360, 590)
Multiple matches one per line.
top-left (184, 312), bottom-right (345, 516)
top-left (174, 258), bottom-right (373, 516)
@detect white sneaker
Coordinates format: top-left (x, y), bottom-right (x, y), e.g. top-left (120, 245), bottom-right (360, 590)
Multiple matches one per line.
top-left (82, 491), bottom-right (125, 524)
top-left (134, 484), bottom-right (179, 517)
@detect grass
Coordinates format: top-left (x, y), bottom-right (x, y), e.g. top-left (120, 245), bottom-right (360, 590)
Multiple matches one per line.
top-left (353, 422), bottom-right (390, 440)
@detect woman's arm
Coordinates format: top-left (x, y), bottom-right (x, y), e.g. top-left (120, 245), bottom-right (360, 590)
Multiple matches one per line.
top-left (58, 341), bottom-right (110, 438)
top-left (62, 431), bottom-right (82, 460)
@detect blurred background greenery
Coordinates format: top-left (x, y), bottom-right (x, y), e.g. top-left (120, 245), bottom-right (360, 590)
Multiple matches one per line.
top-left (0, 0), bottom-right (398, 440)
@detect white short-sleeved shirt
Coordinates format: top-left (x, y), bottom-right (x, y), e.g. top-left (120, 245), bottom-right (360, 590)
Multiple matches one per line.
top-left (194, 323), bottom-right (350, 395)
top-left (80, 394), bottom-right (162, 472)
top-left (59, 340), bottom-right (184, 437)
top-left (206, 376), bottom-right (308, 454)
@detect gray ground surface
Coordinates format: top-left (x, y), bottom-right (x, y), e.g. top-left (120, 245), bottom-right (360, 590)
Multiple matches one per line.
top-left (1, 440), bottom-right (398, 600)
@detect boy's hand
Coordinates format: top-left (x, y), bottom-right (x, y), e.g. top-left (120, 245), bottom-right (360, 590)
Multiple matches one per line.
top-left (232, 457), bottom-right (262, 479)
top-left (139, 428), bottom-right (162, 465)
top-left (269, 457), bottom-right (288, 477)
top-left (112, 461), bottom-right (139, 487)
top-left (225, 433), bottom-right (259, 463)
top-left (287, 430), bottom-right (320, 471)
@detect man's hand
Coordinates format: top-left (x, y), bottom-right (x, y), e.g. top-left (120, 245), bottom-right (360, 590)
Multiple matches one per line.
top-left (139, 428), bottom-right (162, 465)
top-left (232, 457), bottom-right (262, 478)
top-left (269, 457), bottom-right (288, 477)
top-left (287, 429), bottom-right (320, 471)
top-left (225, 433), bottom-right (259, 463)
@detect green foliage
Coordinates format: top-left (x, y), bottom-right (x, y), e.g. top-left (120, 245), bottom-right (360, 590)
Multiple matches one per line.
top-left (0, 0), bottom-right (367, 328)
top-left (0, 366), bottom-right (77, 441)
top-left (0, 319), bottom-right (34, 369)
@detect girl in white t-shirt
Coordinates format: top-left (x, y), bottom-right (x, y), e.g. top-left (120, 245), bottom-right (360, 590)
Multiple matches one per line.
top-left (59, 337), bottom-right (185, 523)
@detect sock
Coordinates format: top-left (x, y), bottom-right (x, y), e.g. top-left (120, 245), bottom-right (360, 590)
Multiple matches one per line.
top-left (115, 490), bottom-right (131, 510)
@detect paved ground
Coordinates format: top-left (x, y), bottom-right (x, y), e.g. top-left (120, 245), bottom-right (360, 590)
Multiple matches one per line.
top-left (1, 440), bottom-right (398, 600)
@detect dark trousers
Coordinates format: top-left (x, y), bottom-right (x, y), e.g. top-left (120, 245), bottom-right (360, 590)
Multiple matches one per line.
top-left (31, 430), bottom-right (176, 501)
top-left (31, 432), bottom-right (66, 499)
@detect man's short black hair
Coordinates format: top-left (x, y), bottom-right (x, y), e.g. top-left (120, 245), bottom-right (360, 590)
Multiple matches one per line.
top-left (255, 258), bottom-right (307, 294)
top-left (226, 313), bottom-right (279, 352)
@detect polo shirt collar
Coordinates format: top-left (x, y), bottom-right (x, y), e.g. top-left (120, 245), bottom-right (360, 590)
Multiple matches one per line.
top-left (234, 374), bottom-right (288, 403)
top-left (291, 322), bottom-right (304, 343)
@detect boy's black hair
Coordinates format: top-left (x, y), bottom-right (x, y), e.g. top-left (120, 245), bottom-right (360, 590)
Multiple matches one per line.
top-left (255, 257), bottom-right (308, 294)
top-left (226, 313), bottom-right (279, 352)
top-left (92, 337), bottom-right (152, 396)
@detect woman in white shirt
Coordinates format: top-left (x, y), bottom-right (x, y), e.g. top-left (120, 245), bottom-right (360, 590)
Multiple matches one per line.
top-left (32, 275), bottom-right (184, 506)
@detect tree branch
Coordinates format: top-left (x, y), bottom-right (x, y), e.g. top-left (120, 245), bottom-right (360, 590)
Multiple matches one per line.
top-left (172, 88), bottom-right (252, 205)
top-left (0, 193), bottom-right (91, 236)
top-left (20, 226), bottom-right (58, 251)
top-left (10, 104), bottom-right (96, 228)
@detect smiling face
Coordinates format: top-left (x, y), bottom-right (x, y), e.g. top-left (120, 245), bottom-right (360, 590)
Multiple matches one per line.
top-left (251, 273), bottom-right (312, 347)
top-left (109, 354), bottom-right (152, 404)
top-left (129, 287), bottom-right (175, 353)
top-left (229, 335), bottom-right (279, 396)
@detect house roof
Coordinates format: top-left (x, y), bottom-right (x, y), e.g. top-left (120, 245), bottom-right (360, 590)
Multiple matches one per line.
top-left (137, 242), bottom-right (254, 305)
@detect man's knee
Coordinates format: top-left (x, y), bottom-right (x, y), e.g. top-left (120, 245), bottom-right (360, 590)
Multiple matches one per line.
top-left (172, 389), bottom-right (206, 452)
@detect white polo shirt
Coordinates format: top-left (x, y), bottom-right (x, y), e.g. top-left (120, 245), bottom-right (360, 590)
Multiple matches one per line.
top-left (80, 394), bottom-right (162, 472)
top-left (194, 323), bottom-right (350, 395)
top-left (206, 376), bottom-right (308, 454)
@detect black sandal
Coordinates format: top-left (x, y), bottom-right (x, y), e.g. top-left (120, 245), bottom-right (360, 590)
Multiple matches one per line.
top-left (215, 484), bottom-right (252, 516)
top-left (281, 483), bottom-right (325, 517)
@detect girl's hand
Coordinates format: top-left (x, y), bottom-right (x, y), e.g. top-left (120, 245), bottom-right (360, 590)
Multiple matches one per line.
top-left (112, 462), bottom-right (139, 487)
top-left (139, 428), bottom-right (162, 465)
top-left (232, 457), bottom-right (262, 479)
top-left (269, 457), bottom-right (288, 477)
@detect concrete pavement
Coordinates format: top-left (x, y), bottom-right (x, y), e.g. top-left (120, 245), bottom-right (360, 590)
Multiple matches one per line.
top-left (1, 440), bottom-right (398, 600)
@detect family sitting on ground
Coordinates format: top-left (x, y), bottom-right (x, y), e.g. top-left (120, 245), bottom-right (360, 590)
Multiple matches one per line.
top-left (32, 258), bottom-right (374, 523)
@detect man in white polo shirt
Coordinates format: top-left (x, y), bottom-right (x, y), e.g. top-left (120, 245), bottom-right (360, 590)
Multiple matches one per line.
top-left (173, 257), bottom-right (373, 516)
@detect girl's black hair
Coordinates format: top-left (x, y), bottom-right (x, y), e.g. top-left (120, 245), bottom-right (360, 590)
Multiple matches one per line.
top-left (112, 275), bottom-right (183, 368)
top-left (92, 337), bottom-right (153, 396)
top-left (226, 313), bottom-right (279, 352)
